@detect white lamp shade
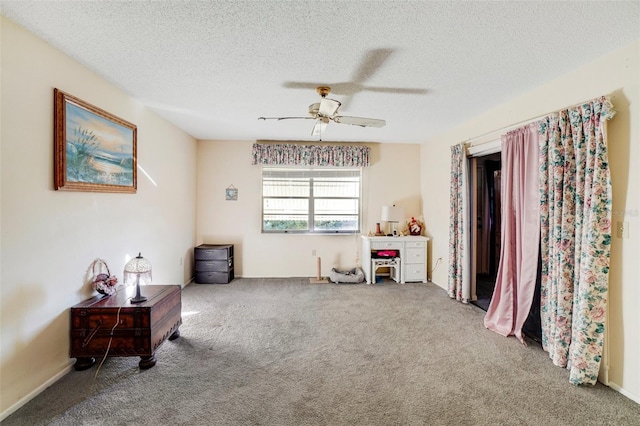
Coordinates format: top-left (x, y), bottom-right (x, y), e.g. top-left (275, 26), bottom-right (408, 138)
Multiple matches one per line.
top-left (381, 205), bottom-right (404, 223)
top-left (124, 253), bottom-right (152, 273)
top-left (123, 253), bottom-right (152, 286)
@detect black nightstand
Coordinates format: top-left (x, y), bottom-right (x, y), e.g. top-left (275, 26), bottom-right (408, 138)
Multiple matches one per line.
top-left (194, 244), bottom-right (234, 284)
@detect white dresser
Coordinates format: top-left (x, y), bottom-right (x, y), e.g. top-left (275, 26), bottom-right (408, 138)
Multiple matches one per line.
top-left (361, 235), bottom-right (429, 284)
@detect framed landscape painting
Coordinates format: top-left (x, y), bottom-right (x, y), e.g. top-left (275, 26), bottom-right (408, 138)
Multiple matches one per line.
top-left (54, 89), bottom-right (137, 193)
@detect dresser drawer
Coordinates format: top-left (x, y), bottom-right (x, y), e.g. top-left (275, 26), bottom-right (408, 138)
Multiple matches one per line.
top-left (404, 247), bottom-right (425, 264)
top-left (404, 264), bottom-right (426, 282)
top-left (370, 241), bottom-right (403, 250)
top-left (195, 258), bottom-right (233, 272)
top-left (194, 244), bottom-right (233, 260)
top-left (405, 240), bottom-right (426, 248)
top-left (195, 270), bottom-right (234, 284)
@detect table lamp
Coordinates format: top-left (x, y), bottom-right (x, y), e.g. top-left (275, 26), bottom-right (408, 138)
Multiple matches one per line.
top-left (124, 252), bottom-right (152, 304)
top-left (381, 205), bottom-right (404, 237)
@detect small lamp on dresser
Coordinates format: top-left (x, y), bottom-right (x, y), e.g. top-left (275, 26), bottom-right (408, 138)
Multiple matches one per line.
top-left (381, 205), bottom-right (404, 237)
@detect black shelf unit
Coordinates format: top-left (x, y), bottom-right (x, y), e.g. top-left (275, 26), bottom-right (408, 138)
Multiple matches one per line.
top-left (194, 244), bottom-right (234, 284)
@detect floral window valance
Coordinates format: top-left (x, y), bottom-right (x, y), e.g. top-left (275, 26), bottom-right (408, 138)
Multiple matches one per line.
top-left (251, 143), bottom-right (370, 167)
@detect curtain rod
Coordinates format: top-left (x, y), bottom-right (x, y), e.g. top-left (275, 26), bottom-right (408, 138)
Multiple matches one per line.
top-left (464, 94), bottom-right (610, 146)
top-left (464, 114), bottom-right (545, 145)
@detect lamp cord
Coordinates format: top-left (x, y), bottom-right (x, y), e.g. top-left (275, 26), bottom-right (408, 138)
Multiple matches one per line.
top-left (45, 297), bottom-right (128, 421)
top-left (93, 297), bottom-right (131, 378)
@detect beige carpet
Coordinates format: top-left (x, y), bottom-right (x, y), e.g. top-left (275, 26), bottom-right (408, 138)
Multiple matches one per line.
top-left (3, 278), bottom-right (639, 425)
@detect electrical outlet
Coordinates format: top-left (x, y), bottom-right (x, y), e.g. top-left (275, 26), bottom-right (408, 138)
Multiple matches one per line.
top-left (312, 249), bottom-right (316, 256)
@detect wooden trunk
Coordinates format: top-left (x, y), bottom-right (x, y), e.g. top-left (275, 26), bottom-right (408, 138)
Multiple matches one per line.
top-left (70, 285), bottom-right (182, 370)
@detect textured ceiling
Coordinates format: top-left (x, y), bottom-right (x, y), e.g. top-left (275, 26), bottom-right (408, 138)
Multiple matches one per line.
top-left (1, 1), bottom-right (639, 144)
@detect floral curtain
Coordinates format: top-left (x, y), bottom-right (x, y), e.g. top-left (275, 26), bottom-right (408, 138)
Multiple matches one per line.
top-left (448, 143), bottom-right (470, 303)
top-left (252, 143), bottom-right (370, 167)
top-left (538, 96), bottom-right (615, 385)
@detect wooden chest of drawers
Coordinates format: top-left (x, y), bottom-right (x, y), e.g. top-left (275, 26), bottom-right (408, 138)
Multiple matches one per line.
top-left (69, 285), bottom-right (182, 370)
top-left (194, 244), bottom-right (234, 284)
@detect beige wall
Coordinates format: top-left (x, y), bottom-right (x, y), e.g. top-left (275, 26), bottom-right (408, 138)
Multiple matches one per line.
top-left (421, 40), bottom-right (640, 402)
top-left (0, 17), bottom-right (197, 418)
top-left (196, 141), bottom-right (423, 277)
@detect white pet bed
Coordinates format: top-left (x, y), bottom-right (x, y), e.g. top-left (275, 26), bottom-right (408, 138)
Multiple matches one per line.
top-left (329, 267), bottom-right (365, 284)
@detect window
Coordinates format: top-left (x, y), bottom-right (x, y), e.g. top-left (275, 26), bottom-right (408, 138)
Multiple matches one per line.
top-left (262, 167), bottom-right (361, 234)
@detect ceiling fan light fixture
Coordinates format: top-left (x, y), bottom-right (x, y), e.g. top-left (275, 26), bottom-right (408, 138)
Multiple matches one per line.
top-left (311, 119), bottom-right (328, 137)
top-left (309, 102), bottom-right (320, 114)
top-left (318, 98), bottom-right (340, 117)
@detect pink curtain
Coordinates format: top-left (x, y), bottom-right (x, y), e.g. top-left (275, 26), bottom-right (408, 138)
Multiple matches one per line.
top-left (484, 124), bottom-right (540, 342)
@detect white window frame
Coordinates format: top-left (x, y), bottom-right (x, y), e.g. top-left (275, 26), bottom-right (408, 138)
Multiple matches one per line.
top-left (261, 166), bottom-right (362, 234)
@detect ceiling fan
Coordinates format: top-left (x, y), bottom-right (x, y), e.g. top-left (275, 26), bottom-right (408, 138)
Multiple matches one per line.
top-left (258, 86), bottom-right (385, 139)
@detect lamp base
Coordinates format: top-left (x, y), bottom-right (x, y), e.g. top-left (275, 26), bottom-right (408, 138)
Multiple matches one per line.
top-left (130, 283), bottom-right (147, 304)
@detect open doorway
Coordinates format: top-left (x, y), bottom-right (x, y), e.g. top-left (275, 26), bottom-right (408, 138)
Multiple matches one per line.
top-left (468, 149), bottom-right (542, 343)
top-left (470, 152), bottom-right (501, 311)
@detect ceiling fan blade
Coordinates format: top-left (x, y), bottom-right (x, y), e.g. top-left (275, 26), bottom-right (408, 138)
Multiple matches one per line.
top-left (334, 116), bottom-right (386, 128)
top-left (318, 98), bottom-right (341, 117)
top-left (258, 116), bottom-right (315, 121)
top-left (311, 119), bottom-right (328, 136)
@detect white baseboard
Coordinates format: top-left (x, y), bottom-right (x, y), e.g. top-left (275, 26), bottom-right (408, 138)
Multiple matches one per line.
top-left (0, 363), bottom-right (73, 422)
top-left (607, 381), bottom-right (640, 404)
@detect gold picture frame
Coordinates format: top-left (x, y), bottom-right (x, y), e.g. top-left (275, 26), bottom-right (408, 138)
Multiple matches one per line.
top-left (54, 89), bottom-right (137, 193)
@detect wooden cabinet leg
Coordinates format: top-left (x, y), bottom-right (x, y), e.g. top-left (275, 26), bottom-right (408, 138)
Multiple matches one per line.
top-left (74, 357), bottom-right (96, 371)
top-left (139, 355), bottom-right (157, 369)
